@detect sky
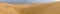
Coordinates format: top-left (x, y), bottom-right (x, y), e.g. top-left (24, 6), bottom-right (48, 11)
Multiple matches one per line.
top-left (0, 0), bottom-right (56, 3)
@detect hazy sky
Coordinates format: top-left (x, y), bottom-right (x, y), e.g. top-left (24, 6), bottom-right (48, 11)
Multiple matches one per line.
top-left (0, 0), bottom-right (56, 3)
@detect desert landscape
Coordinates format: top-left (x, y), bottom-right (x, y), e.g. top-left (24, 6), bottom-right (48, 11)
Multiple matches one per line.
top-left (1, 1), bottom-right (60, 14)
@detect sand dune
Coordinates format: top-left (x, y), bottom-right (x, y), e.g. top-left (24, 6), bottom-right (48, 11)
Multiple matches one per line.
top-left (1, 1), bottom-right (60, 14)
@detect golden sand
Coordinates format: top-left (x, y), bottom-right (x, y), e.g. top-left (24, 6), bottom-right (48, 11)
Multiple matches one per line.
top-left (0, 2), bottom-right (60, 14)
